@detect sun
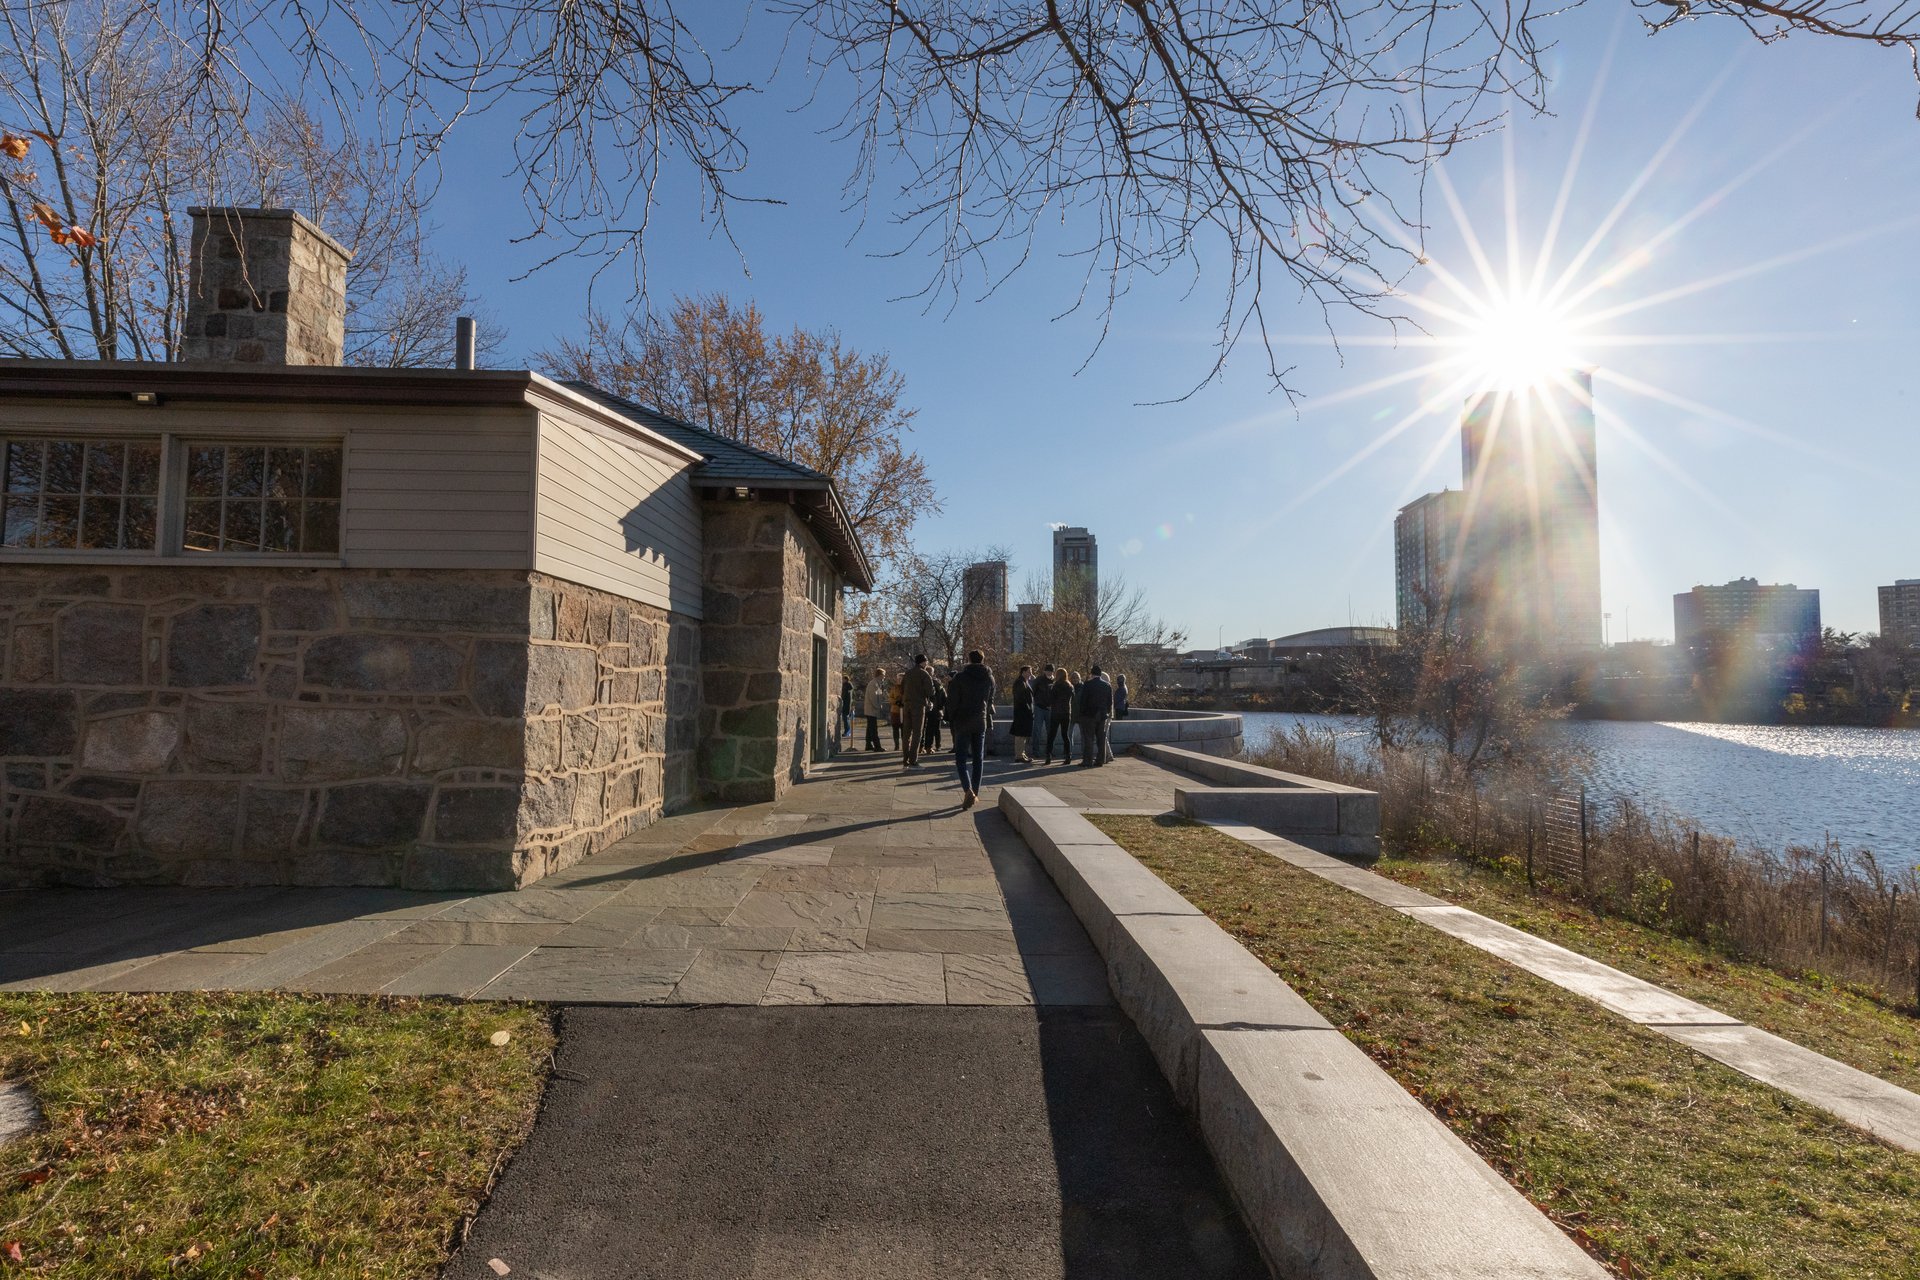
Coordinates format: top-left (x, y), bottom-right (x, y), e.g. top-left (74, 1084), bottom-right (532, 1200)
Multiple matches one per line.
top-left (1459, 291), bottom-right (1585, 391)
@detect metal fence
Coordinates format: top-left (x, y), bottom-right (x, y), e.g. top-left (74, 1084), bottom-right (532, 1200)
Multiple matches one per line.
top-left (1537, 786), bottom-right (1587, 889)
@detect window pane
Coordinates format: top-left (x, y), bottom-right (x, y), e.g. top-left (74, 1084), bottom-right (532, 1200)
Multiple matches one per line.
top-left (223, 500), bottom-right (261, 550)
top-left (187, 446), bottom-right (225, 497)
top-left (184, 499), bottom-right (222, 552)
top-left (263, 500), bottom-right (300, 552)
top-left (304, 447), bottom-right (341, 499)
top-left (80, 496), bottom-right (122, 549)
top-left (226, 447), bottom-right (264, 498)
top-left (267, 448), bottom-right (304, 499)
top-left (6, 441), bottom-right (43, 494)
top-left (125, 443), bottom-right (160, 496)
top-left (43, 442), bottom-right (83, 494)
top-left (303, 501), bottom-right (339, 553)
top-left (85, 443), bottom-right (124, 496)
top-left (124, 497), bottom-right (157, 550)
top-left (39, 495), bottom-right (79, 548)
top-left (2, 495), bottom-right (37, 547)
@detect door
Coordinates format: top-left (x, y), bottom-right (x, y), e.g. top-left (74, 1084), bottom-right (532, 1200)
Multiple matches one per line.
top-left (810, 636), bottom-right (830, 764)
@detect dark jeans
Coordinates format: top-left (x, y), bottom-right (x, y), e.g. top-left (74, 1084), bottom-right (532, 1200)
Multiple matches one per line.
top-left (865, 715), bottom-right (882, 750)
top-left (924, 708), bottom-right (942, 751)
top-left (1031, 708), bottom-right (1050, 757)
top-left (1044, 714), bottom-right (1072, 761)
top-left (953, 725), bottom-right (986, 795)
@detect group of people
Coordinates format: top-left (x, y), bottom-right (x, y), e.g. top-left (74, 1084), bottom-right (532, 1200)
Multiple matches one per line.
top-left (838, 655), bottom-right (1131, 810)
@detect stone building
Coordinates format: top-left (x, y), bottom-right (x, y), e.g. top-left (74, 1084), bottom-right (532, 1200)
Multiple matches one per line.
top-left (0, 208), bottom-right (869, 891)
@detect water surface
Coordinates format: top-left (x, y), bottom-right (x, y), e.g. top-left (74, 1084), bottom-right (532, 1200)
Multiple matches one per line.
top-left (1238, 711), bottom-right (1920, 865)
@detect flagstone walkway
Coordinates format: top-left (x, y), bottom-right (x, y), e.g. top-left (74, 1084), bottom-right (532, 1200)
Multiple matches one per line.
top-left (0, 751), bottom-right (1184, 1006)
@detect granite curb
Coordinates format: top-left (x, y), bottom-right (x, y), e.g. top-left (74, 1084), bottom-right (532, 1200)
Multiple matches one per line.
top-left (997, 785), bottom-right (1608, 1280)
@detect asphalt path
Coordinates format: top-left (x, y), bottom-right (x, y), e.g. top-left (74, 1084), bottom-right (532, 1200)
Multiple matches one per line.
top-left (443, 1005), bottom-right (1268, 1279)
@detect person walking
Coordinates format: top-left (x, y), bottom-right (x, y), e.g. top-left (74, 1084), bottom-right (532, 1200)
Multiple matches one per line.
top-left (840, 672), bottom-right (854, 739)
top-left (900, 654), bottom-right (936, 769)
top-left (863, 667), bottom-right (889, 752)
top-left (924, 673), bottom-right (947, 753)
top-left (948, 649), bottom-right (997, 808)
top-left (1009, 664), bottom-right (1035, 763)
top-left (1030, 664), bottom-right (1054, 764)
top-left (1046, 668), bottom-right (1076, 764)
top-left (1076, 664), bottom-right (1115, 767)
top-left (1114, 673), bottom-right (1130, 720)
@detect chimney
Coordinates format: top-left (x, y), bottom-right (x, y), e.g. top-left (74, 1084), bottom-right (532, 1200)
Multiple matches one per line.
top-left (181, 207), bottom-right (352, 366)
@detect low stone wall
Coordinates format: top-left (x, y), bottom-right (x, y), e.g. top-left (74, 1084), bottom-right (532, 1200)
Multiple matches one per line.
top-left (989, 706), bottom-right (1243, 758)
top-left (0, 565), bottom-right (699, 889)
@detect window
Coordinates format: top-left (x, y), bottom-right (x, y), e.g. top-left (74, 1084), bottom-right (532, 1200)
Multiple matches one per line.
top-left (0, 435), bottom-right (341, 557)
top-left (3, 439), bottom-right (160, 550)
top-left (184, 443), bottom-right (340, 554)
top-left (806, 549), bottom-right (836, 617)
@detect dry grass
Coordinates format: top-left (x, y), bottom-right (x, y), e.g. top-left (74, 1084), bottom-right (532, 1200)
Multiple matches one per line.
top-left (1094, 813), bottom-right (1920, 1279)
top-left (0, 992), bottom-right (552, 1277)
top-left (1253, 724), bottom-right (1920, 1009)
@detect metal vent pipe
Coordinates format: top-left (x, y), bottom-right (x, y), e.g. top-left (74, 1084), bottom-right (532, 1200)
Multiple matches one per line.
top-left (454, 316), bottom-right (477, 370)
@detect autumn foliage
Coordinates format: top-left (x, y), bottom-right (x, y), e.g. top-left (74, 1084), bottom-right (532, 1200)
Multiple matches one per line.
top-left (542, 295), bottom-right (940, 584)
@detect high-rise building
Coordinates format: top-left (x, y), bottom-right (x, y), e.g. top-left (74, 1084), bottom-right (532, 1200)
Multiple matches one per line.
top-left (1454, 370), bottom-right (1601, 652)
top-left (1674, 579), bottom-right (1821, 654)
top-left (1394, 489), bottom-right (1464, 633)
top-left (962, 559), bottom-right (1010, 652)
top-left (1010, 601), bottom-right (1043, 654)
top-left (1881, 579), bottom-right (1920, 649)
top-left (1053, 526), bottom-right (1098, 619)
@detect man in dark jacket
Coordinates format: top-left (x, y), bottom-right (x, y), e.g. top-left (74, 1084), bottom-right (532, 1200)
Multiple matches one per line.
top-left (1046, 671), bottom-right (1076, 764)
top-left (1076, 665), bottom-right (1115, 767)
top-left (900, 654), bottom-right (937, 769)
top-left (946, 649), bottom-right (997, 808)
top-left (924, 675), bottom-right (947, 753)
top-left (1030, 665), bottom-right (1054, 764)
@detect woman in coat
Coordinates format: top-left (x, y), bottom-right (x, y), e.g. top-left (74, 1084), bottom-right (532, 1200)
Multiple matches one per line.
top-left (1114, 673), bottom-right (1130, 719)
top-left (1045, 670), bottom-right (1077, 763)
top-left (863, 668), bottom-right (889, 751)
top-left (1009, 665), bottom-right (1035, 762)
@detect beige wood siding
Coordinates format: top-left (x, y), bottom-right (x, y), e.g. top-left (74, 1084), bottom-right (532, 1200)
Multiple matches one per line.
top-left (533, 404), bottom-right (703, 618)
top-left (0, 401), bottom-right (535, 569)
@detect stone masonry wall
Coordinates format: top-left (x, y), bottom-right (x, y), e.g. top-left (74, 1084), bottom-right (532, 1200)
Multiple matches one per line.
top-left (0, 566), bottom-right (530, 889)
top-left (0, 566), bottom-right (700, 890)
top-left (515, 573), bottom-right (699, 885)
top-left (698, 500), bottom-right (841, 805)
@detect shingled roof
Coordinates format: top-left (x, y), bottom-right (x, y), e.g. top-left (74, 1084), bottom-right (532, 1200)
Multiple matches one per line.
top-left (564, 380), bottom-right (875, 591)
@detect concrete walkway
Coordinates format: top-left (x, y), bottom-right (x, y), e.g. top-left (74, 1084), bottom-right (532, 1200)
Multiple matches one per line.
top-left (442, 1006), bottom-right (1268, 1280)
top-left (0, 753), bottom-right (1185, 1006)
top-left (1203, 818), bottom-right (1920, 1153)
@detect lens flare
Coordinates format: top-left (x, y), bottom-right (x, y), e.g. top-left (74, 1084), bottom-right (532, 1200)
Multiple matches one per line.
top-left (1460, 291), bottom-right (1585, 391)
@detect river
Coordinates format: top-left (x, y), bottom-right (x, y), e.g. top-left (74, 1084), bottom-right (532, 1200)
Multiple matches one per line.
top-left (1237, 711), bottom-right (1920, 866)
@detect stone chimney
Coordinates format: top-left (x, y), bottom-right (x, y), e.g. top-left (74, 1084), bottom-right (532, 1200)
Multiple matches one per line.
top-left (181, 207), bottom-right (351, 365)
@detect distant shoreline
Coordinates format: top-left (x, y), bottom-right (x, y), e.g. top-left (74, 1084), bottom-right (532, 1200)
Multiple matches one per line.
top-left (1142, 692), bottom-right (1920, 730)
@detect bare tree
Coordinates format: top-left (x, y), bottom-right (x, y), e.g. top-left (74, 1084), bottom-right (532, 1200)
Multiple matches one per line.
top-left (1015, 569), bottom-right (1185, 677)
top-left (15, 0), bottom-right (1912, 391)
top-left (887, 544), bottom-right (1015, 671)
top-left (0, 1), bottom-right (496, 364)
top-left (540, 295), bottom-right (939, 580)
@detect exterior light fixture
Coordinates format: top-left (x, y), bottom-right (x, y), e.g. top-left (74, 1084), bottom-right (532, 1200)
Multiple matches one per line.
top-left (131, 391), bottom-right (161, 406)
top-left (733, 486), bottom-right (750, 499)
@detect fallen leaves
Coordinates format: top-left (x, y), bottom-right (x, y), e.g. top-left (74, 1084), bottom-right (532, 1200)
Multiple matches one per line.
top-left (3, 1240), bottom-right (23, 1262)
top-left (488, 1030), bottom-right (512, 1047)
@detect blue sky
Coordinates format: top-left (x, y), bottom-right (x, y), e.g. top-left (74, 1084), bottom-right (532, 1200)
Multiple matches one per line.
top-left (428, 9), bottom-right (1920, 644)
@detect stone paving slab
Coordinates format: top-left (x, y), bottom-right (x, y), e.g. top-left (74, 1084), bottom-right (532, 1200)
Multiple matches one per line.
top-left (0, 753), bottom-right (1189, 1006)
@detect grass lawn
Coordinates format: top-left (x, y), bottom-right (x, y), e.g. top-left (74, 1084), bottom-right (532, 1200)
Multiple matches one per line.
top-left (1378, 855), bottom-right (1920, 1094)
top-left (0, 992), bottom-right (551, 1278)
top-left (1092, 814), bottom-right (1920, 1280)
